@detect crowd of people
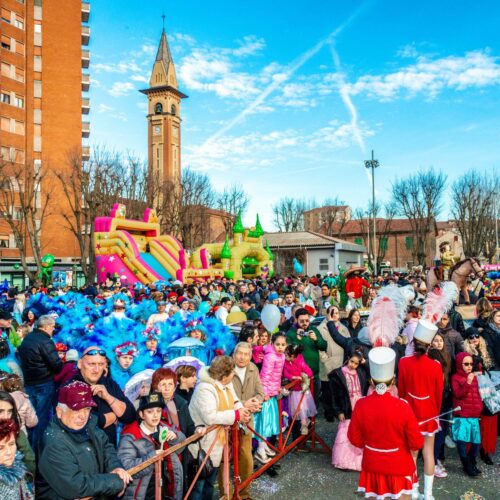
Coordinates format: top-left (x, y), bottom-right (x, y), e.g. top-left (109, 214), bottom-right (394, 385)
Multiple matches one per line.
top-left (0, 268), bottom-right (498, 499)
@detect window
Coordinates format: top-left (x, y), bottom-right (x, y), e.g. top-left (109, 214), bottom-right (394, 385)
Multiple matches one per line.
top-left (171, 104), bottom-right (176, 115)
top-left (16, 41), bottom-right (24, 55)
top-left (34, 23), bottom-right (42, 33)
top-left (405, 236), bottom-right (413, 250)
top-left (319, 258), bottom-right (329, 271)
top-left (0, 117), bottom-right (10, 132)
top-left (1, 35), bottom-right (11, 50)
top-left (354, 237), bottom-right (363, 245)
top-left (15, 120), bottom-right (25, 135)
top-left (379, 237), bottom-right (388, 251)
top-left (14, 96), bottom-right (23, 108)
top-left (34, 80), bottom-right (42, 98)
top-left (0, 237), bottom-right (10, 248)
top-left (34, 55), bottom-right (42, 71)
top-left (1, 93), bottom-right (10, 104)
top-left (1, 9), bottom-right (10, 23)
top-left (35, 0), bottom-right (43, 5)
top-left (15, 67), bottom-right (24, 82)
top-left (34, 109), bottom-right (41, 123)
top-left (1, 62), bottom-right (10, 78)
top-left (154, 102), bottom-right (163, 114)
top-left (13, 15), bottom-right (24, 30)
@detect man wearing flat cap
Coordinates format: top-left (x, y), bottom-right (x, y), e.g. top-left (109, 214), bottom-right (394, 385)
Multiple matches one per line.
top-left (37, 380), bottom-right (132, 499)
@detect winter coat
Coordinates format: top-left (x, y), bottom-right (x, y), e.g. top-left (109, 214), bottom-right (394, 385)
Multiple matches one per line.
top-left (37, 415), bottom-right (124, 500)
top-left (438, 324), bottom-right (464, 359)
top-left (232, 362), bottom-right (265, 404)
top-left (17, 328), bottom-right (63, 386)
top-left (286, 326), bottom-right (327, 376)
top-left (345, 276), bottom-right (370, 299)
top-left (348, 392), bottom-right (423, 476)
top-left (259, 344), bottom-right (285, 397)
top-left (10, 391), bottom-right (37, 433)
top-left (188, 367), bottom-right (243, 466)
top-left (252, 345), bottom-right (265, 366)
top-left (162, 393), bottom-right (195, 438)
top-left (448, 308), bottom-right (466, 338)
top-left (283, 354), bottom-right (313, 391)
top-left (53, 360), bottom-right (78, 386)
top-left (16, 430), bottom-right (35, 477)
top-left (451, 352), bottom-right (483, 419)
top-left (17, 329), bottom-right (63, 386)
top-left (317, 319), bottom-right (350, 382)
top-left (404, 318), bottom-right (419, 356)
top-left (480, 323), bottom-right (500, 369)
top-left (398, 354), bottom-right (443, 423)
top-left (118, 421), bottom-right (183, 500)
top-left (326, 321), bottom-right (372, 364)
top-left (0, 452), bottom-right (33, 500)
top-left (329, 366), bottom-right (369, 419)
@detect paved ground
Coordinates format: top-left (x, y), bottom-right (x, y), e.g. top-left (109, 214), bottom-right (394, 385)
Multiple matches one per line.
top-left (246, 417), bottom-right (500, 500)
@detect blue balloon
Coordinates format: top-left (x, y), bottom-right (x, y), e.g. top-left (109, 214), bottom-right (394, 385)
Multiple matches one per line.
top-left (199, 302), bottom-right (210, 315)
top-left (293, 257), bottom-right (303, 274)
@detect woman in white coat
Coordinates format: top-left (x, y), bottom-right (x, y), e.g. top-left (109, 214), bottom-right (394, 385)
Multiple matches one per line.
top-left (188, 356), bottom-right (250, 499)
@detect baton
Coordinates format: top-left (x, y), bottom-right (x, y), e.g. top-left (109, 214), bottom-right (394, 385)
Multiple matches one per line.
top-left (418, 407), bottom-right (460, 426)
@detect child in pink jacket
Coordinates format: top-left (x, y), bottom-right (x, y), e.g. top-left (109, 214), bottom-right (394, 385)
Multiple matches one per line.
top-left (284, 344), bottom-right (317, 434)
top-left (253, 332), bottom-right (287, 463)
top-left (2, 373), bottom-right (38, 434)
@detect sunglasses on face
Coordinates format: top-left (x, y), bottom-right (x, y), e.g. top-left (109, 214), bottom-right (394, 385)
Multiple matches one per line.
top-left (462, 362), bottom-right (473, 367)
top-left (84, 349), bottom-right (106, 357)
top-left (468, 334), bottom-right (480, 339)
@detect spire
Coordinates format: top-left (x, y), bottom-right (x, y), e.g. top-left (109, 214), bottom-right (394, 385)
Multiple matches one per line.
top-left (156, 29), bottom-right (173, 66)
top-left (220, 235), bottom-right (232, 259)
top-left (233, 211), bottom-right (244, 234)
top-left (254, 214), bottom-right (264, 237)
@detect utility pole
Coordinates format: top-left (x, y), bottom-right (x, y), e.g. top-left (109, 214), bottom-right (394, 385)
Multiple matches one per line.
top-left (365, 150), bottom-right (379, 275)
top-left (495, 194), bottom-right (499, 263)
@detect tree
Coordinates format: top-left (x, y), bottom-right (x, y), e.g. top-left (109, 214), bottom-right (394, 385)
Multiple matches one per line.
top-left (391, 169), bottom-right (447, 266)
top-left (451, 171), bottom-right (499, 261)
top-left (0, 158), bottom-right (52, 281)
top-left (318, 197), bottom-right (350, 237)
top-left (353, 202), bottom-right (397, 270)
top-left (272, 197), bottom-right (307, 232)
top-left (54, 147), bottom-right (129, 283)
top-left (215, 184), bottom-right (250, 235)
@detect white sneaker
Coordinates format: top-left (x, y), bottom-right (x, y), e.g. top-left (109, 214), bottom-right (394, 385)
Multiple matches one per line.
top-left (445, 435), bottom-right (456, 448)
top-left (254, 449), bottom-right (271, 463)
top-left (434, 465), bottom-right (448, 478)
top-left (437, 460), bottom-right (446, 472)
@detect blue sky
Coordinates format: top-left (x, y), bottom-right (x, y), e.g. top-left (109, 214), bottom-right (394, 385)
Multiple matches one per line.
top-left (88, 0), bottom-right (500, 229)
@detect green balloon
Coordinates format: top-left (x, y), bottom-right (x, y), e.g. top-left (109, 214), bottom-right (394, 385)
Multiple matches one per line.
top-left (13, 264), bottom-right (20, 270)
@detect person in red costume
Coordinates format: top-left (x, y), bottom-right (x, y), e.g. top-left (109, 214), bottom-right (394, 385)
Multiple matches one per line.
top-left (349, 346), bottom-right (424, 500)
top-left (398, 319), bottom-right (443, 500)
top-left (345, 267), bottom-right (371, 308)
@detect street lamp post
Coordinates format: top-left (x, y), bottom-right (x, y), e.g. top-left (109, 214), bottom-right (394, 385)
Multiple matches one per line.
top-left (365, 150), bottom-right (379, 275)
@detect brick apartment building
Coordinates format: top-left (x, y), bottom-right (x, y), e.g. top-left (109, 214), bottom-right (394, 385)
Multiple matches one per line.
top-left (0, 0), bottom-right (89, 286)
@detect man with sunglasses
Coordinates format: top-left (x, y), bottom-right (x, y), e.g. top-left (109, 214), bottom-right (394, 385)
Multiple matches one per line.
top-left (72, 345), bottom-right (136, 446)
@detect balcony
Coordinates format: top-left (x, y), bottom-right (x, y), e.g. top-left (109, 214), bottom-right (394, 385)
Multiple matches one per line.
top-left (82, 97), bottom-right (90, 114)
top-left (81, 2), bottom-right (90, 23)
top-left (82, 49), bottom-right (90, 68)
top-left (82, 145), bottom-right (90, 161)
top-left (81, 26), bottom-right (90, 46)
top-left (82, 121), bottom-right (90, 138)
top-left (82, 73), bottom-right (90, 92)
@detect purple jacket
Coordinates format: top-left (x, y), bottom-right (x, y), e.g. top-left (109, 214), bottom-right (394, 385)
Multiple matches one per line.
top-left (260, 344), bottom-right (285, 397)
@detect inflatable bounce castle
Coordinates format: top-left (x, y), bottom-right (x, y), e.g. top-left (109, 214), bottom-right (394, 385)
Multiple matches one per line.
top-left (94, 205), bottom-right (274, 285)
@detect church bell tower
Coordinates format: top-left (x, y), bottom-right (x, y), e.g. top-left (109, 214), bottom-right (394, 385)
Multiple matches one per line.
top-left (140, 29), bottom-right (187, 188)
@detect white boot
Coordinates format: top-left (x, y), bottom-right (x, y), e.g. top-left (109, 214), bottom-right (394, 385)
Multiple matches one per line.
top-left (411, 481), bottom-right (420, 500)
top-left (254, 441), bottom-right (271, 463)
top-left (264, 441), bottom-right (276, 457)
top-left (420, 474), bottom-right (435, 500)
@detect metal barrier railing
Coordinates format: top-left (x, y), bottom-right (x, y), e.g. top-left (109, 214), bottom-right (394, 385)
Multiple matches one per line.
top-left (126, 377), bottom-right (330, 500)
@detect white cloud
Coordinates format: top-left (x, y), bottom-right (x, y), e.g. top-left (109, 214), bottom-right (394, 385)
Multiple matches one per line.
top-left (397, 43), bottom-right (419, 59)
top-left (93, 61), bottom-right (141, 74)
top-left (97, 103), bottom-right (113, 113)
top-left (308, 120), bottom-right (374, 149)
top-left (230, 35), bottom-right (266, 57)
top-left (108, 82), bottom-right (136, 97)
top-left (131, 74), bottom-right (149, 83)
top-left (347, 50), bottom-right (500, 101)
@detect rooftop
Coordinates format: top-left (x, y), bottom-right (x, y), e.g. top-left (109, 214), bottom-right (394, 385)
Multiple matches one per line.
top-left (264, 231), bottom-right (365, 252)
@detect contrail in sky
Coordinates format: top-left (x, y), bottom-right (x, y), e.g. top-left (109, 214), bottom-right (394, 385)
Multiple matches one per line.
top-left (199, 3), bottom-right (370, 149)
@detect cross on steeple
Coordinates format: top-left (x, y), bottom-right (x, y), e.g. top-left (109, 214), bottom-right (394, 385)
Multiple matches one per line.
top-left (161, 12), bottom-right (166, 31)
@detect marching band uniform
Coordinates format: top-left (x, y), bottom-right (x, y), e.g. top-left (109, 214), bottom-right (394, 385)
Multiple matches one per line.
top-left (348, 347), bottom-right (424, 499)
top-left (398, 322), bottom-right (444, 436)
top-left (398, 320), bottom-right (444, 500)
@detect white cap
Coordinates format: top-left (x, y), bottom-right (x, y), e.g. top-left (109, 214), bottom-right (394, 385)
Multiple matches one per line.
top-left (65, 349), bottom-right (79, 362)
top-left (369, 347), bottom-right (395, 383)
top-left (414, 319), bottom-right (438, 345)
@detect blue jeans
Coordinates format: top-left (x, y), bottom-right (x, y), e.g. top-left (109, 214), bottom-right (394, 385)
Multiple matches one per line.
top-left (190, 466), bottom-right (219, 500)
top-left (26, 380), bottom-right (55, 454)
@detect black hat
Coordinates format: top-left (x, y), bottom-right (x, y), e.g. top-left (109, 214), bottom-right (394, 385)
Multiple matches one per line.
top-left (465, 327), bottom-right (481, 339)
top-left (138, 392), bottom-right (165, 412)
top-left (0, 309), bottom-right (12, 321)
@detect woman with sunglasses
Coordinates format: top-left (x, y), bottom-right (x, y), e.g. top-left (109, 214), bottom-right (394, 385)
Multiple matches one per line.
top-left (464, 327), bottom-right (498, 466)
top-left (451, 351), bottom-right (483, 476)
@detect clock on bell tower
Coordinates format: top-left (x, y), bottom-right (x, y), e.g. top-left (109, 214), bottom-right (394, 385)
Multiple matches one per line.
top-left (140, 29), bottom-right (188, 191)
